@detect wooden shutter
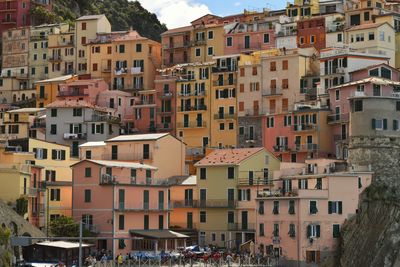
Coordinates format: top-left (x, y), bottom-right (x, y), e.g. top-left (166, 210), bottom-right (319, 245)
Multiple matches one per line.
top-left (238, 189), bottom-right (242, 201)
top-left (33, 148), bottom-right (37, 158)
top-left (92, 124), bottom-right (95, 134)
top-left (316, 225), bottom-right (321, 237)
top-left (372, 119), bottom-right (376, 129)
top-left (383, 119), bottom-right (388, 130)
top-left (246, 189), bottom-right (251, 200)
top-left (316, 251), bottom-right (321, 263)
top-left (338, 201), bottom-right (343, 214)
top-left (43, 149), bottom-right (48, 159)
top-left (307, 225), bottom-right (311, 238)
top-left (328, 201), bottom-right (332, 214)
top-left (61, 150), bottom-right (66, 160)
top-left (52, 149), bottom-right (56, 160)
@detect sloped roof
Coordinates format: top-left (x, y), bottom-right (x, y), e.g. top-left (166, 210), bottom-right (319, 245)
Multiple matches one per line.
top-left (129, 230), bottom-right (188, 239)
top-left (35, 75), bottom-right (75, 84)
top-left (76, 14), bottom-right (105, 21)
top-left (195, 148), bottom-right (264, 167)
top-left (72, 159), bottom-right (157, 170)
top-left (79, 141), bottom-right (106, 147)
top-left (106, 133), bottom-right (169, 142)
top-left (328, 77), bottom-right (400, 90)
top-left (36, 241), bottom-right (92, 249)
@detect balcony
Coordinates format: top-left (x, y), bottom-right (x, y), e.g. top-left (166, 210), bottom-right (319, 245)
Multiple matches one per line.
top-left (178, 105), bottom-right (207, 112)
top-left (178, 91), bottom-right (206, 97)
top-left (83, 224), bottom-right (100, 234)
top-left (157, 123), bottom-right (173, 131)
top-left (132, 100), bottom-right (156, 106)
top-left (213, 113), bottom-right (236, 120)
top-left (334, 135), bottom-right (348, 142)
top-left (321, 67), bottom-right (346, 76)
top-left (114, 68), bottom-right (128, 75)
top-left (115, 203), bottom-right (169, 212)
top-left (327, 113), bottom-right (349, 124)
top-left (228, 223), bottom-right (256, 232)
top-left (31, 121), bottom-right (46, 129)
top-left (292, 124), bottom-right (316, 132)
top-left (100, 174), bottom-right (116, 185)
top-left (189, 39), bottom-right (206, 46)
top-left (273, 145), bottom-right (290, 152)
top-left (49, 55), bottom-right (62, 62)
top-left (262, 88), bottom-right (283, 97)
top-left (237, 178), bottom-right (273, 186)
top-left (257, 188), bottom-right (328, 199)
top-left (199, 199), bottom-right (237, 208)
top-left (157, 91), bottom-right (174, 99)
top-left (36, 94), bottom-right (48, 100)
top-left (63, 69), bottom-right (74, 75)
top-left (163, 42), bottom-right (190, 50)
top-left (2, 18), bottom-right (16, 24)
top-left (172, 200), bottom-right (199, 208)
top-left (238, 43), bottom-right (262, 51)
top-left (101, 152), bottom-right (153, 161)
top-left (213, 79), bottom-right (236, 87)
top-left (294, 143), bottom-right (318, 152)
top-left (212, 66), bottom-right (237, 73)
top-left (63, 133), bottom-right (87, 140)
top-left (157, 108), bottom-right (174, 114)
top-left (102, 67), bottom-right (112, 73)
top-left (58, 90), bottom-right (88, 97)
top-left (176, 121), bottom-right (207, 129)
top-left (91, 114), bottom-right (121, 124)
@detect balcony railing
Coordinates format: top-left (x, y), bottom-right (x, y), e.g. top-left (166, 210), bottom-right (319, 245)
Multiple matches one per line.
top-left (163, 42), bottom-right (190, 49)
top-left (213, 79), bottom-right (236, 87)
top-left (49, 55), bottom-right (62, 61)
top-left (213, 113), bottom-right (236, 120)
top-left (58, 90), bottom-right (88, 97)
top-left (157, 108), bottom-right (174, 114)
top-left (178, 91), bottom-right (206, 97)
top-left (198, 199), bottom-right (237, 208)
top-left (171, 200), bottom-right (199, 208)
top-left (292, 124), bottom-right (316, 132)
top-left (327, 113), bottom-right (349, 124)
top-left (36, 94), bottom-right (48, 100)
top-left (83, 224), bottom-right (100, 234)
top-left (91, 114), bottom-right (121, 124)
top-left (132, 100), bottom-right (156, 106)
top-left (212, 66), bottom-right (237, 73)
top-left (157, 123), bottom-right (173, 130)
top-left (178, 105), bottom-right (207, 112)
top-left (157, 91), bottom-right (174, 98)
top-left (237, 178), bottom-right (273, 186)
top-left (257, 188), bottom-right (328, 199)
top-left (31, 121), bottom-right (46, 129)
top-left (176, 121), bottom-right (207, 129)
top-left (63, 133), bottom-right (87, 140)
top-left (115, 202), bottom-right (169, 211)
top-left (294, 143), bottom-right (318, 152)
top-left (273, 145), bottom-right (290, 152)
top-left (228, 223), bottom-right (255, 231)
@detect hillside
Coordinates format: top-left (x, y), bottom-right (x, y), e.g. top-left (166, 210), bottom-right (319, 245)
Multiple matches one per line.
top-left (40, 0), bottom-right (167, 41)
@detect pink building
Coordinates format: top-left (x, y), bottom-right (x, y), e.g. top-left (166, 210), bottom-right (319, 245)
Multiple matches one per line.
top-left (72, 159), bottom-right (187, 255)
top-left (28, 165), bottom-right (45, 228)
top-left (155, 71), bottom-right (176, 135)
top-left (126, 90), bottom-right (157, 134)
top-left (57, 79), bottom-right (109, 104)
top-left (327, 63), bottom-right (400, 159)
top-left (255, 159), bottom-right (372, 265)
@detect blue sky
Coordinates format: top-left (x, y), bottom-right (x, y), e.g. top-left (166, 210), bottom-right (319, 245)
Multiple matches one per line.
top-left (137, 0), bottom-right (288, 28)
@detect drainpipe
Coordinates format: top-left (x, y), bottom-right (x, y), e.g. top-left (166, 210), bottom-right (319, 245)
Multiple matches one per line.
top-left (297, 199), bottom-right (301, 266)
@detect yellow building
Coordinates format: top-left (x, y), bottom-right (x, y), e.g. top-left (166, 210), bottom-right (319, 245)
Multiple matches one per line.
top-left (28, 139), bottom-right (78, 221)
top-left (375, 13), bottom-right (400, 69)
top-left (190, 20), bottom-right (224, 64)
top-left (194, 148), bottom-right (280, 248)
top-left (286, 0), bottom-right (320, 18)
top-left (75, 15), bottom-right (112, 75)
top-left (175, 62), bottom-right (214, 151)
top-left (35, 74), bottom-right (77, 108)
top-left (210, 55), bottom-right (240, 148)
top-left (110, 30), bottom-right (161, 92)
top-left (0, 108), bottom-right (46, 141)
top-left (47, 24), bottom-right (75, 78)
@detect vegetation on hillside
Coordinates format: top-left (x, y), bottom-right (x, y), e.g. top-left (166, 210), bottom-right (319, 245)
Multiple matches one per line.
top-left (32, 0), bottom-right (167, 41)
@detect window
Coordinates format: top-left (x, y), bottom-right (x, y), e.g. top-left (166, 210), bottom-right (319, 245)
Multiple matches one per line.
top-left (364, 11), bottom-right (370, 21)
top-left (73, 108), bottom-right (82, 117)
top-left (309, 201), bottom-right (318, 214)
top-left (85, 168), bottom-right (91, 177)
top-left (51, 149), bottom-right (66, 160)
top-left (119, 44), bottom-right (125, 53)
top-left (34, 148), bottom-right (48, 160)
top-left (337, 33), bottom-right (343, 42)
top-left (144, 215), bottom-right (149, 230)
top-left (50, 124), bottom-right (57, 135)
top-left (259, 223), bottom-right (265, 236)
top-left (299, 36), bottom-right (305, 45)
top-left (270, 61), bottom-right (276, 71)
top-left (82, 22), bottom-right (87, 30)
top-left (200, 168), bottom-right (206, 180)
top-left (221, 234), bottom-right (225, 241)
top-left (81, 37), bottom-right (86, 45)
top-left (84, 189), bottom-right (91, 203)
top-left (195, 48), bottom-right (201, 57)
top-left (211, 233), bottom-right (216, 241)
top-left (267, 117), bottom-right (274, 128)
top-left (335, 90), bottom-right (340, 100)
top-left (289, 200), bottom-right (295, 214)
top-left (282, 60), bottom-right (288, 70)
top-left (50, 189), bottom-right (60, 201)
top-left (207, 46), bottom-right (213, 56)
top-left (328, 201), bottom-right (343, 214)
top-left (51, 109), bottom-right (57, 117)
top-left (379, 31), bottom-right (385, 41)
top-left (119, 215), bottom-right (124, 230)
top-left (263, 33), bottom-right (270, 43)
top-left (289, 223), bottom-right (296, 237)
top-left (228, 167), bottom-right (234, 179)
top-left (228, 211), bottom-right (234, 224)
top-left (273, 224), bottom-right (279, 237)
top-left (238, 189), bottom-right (251, 201)
top-left (229, 123), bottom-right (234, 130)
top-left (273, 201), bottom-right (279, 214)
top-left (208, 31), bottom-right (214, 39)
top-left (298, 179), bottom-right (308, 189)
top-left (368, 32), bottom-right (375, 40)
top-left (354, 100), bottom-right (363, 112)
top-left (310, 35), bottom-right (315, 44)
top-left (136, 43), bottom-right (142, 52)
top-left (45, 170), bottom-right (56, 182)
top-left (372, 119), bottom-right (387, 130)
top-left (307, 224), bottom-right (321, 238)
top-left (85, 150), bottom-right (92, 159)
top-left (259, 201), bottom-right (264, 215)
top-left (159, 215), bottom-right (164, 230)
top-left (226, 37), bottom-right (233, 47)
top-left (219, 123), bottom-right (225, 130)
top-left (373, 84), bottom-right (381, 96)
top-left (333, 224), bottom-right (340, 238)
top-left (200, 211), bottom-right (206, 223)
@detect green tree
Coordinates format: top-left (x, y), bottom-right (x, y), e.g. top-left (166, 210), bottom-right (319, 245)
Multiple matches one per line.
top-left (15, 198), bottom-right (27, 216)
top-left (50, 216), bottom-right (79, 237)
top-left (0, 227), bottom-right (12, 267)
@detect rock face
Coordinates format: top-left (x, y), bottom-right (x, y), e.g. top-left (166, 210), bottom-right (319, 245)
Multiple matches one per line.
top-left (336, 137), bottom-right (400, 267)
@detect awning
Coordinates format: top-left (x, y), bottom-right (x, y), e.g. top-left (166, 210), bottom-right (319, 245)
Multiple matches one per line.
top-left (129, 230), bottom-right (189, 239)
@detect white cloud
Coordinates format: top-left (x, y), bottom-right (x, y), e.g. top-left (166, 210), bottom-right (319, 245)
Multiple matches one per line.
top-left (234, 2), bottom-right (241, 7)
top-left (136, 0), bottom-right (212, 29)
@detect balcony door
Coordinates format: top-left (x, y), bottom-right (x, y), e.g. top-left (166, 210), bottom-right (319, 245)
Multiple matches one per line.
top-left (184, 189), bottom-right (193, 206)
top-left (241, 211), bottom-right (248, 230)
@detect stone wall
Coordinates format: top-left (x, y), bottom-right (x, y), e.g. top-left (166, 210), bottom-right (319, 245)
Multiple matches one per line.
top-left (238, 117), bottom-right (263, 148)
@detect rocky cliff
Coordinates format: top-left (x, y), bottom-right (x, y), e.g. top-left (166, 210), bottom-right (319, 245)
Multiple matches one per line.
top-left (333, 137), bottom-right (400, 267)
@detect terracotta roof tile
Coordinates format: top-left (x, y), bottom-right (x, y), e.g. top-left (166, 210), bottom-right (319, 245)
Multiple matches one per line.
top-left (195, 148), bottom-right (264, 167)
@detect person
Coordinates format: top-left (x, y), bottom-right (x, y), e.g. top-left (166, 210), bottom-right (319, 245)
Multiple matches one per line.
top-left (117, 253), bottom-right (123, 266)
top-left (226, 254), bottom-right (233, 267)
top-left (101, 254), bottom-right (108, 263)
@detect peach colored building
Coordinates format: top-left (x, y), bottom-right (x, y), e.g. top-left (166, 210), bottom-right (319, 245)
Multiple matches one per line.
top-left (57, 78), bottom-right (109, 103)
top-left (72, 159), bottom-right (187, 255)
top-left (255, 158), bottom-right (372, 265)
top-left (161, 26), bottom-right (192, 66)
top-left (79, 133), bottom-right (186, 180)
top-left (155, 71), bottom-right (176, 135)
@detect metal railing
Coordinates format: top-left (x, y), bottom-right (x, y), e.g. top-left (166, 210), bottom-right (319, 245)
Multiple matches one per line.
top-left (91, 114), bottom-right (121, 124)
top-left (213, 113), bottom-right (236, 120)
top-left (227, 223), bottom-right (256, 231)
top-left (198, 199), bottom-right (237, 208)
top-left (178, 105), bottom-right (207, 112)
top-left (176, 121), bottom-right (207, 128)
top-left (292, 124), bottom-right (316, 132)
top-left (327, 113), bottom-right (349, 124)
top-left (63, 133), bottom-right (87, 140)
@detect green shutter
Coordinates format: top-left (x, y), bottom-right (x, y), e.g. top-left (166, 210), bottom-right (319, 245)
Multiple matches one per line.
top-left (316, 225), bottom-right (321, 237)
top-left (43, 149), bottom-right (48, 159)
top-left (328, 201), bottom-right (332, 214)
top-left (383, 119), bottom-right (388, 130)
top-left (307, 225), bottom-right (311, 238)
top-left (372, 119), bottom-right (376, 129)
top-left (338, 201), bottom-right (343, 214)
